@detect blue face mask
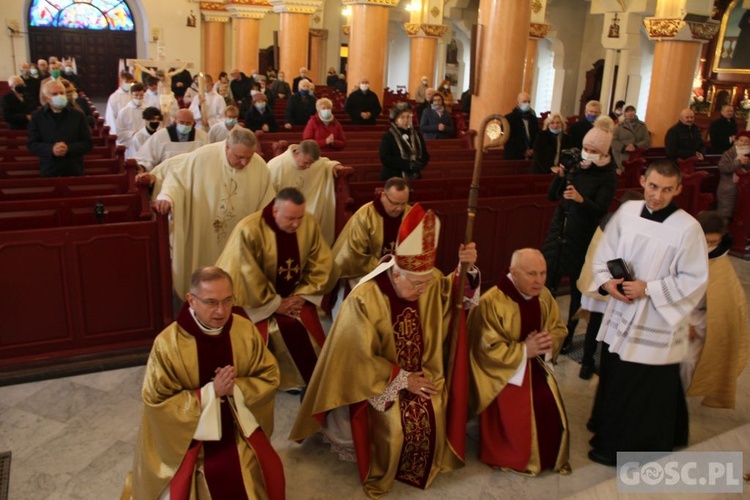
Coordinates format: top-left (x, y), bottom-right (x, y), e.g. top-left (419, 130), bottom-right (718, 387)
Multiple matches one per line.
top-left (519, 103), bottom-right (530, 112)
top-left (586, 113), bottom-right (598, 123)
top-left (51, 95), bottom-right (68, 109)
top-left (300, 89), bottom-right (309, 96)
top-left (255, 103), bottom-right (266, 111)
top-left (176, 124), bottom-right (192, 135)
top-left (225, 118), bottom-right (238, 127)
top-left (549, 128), bottom-right (561, 135)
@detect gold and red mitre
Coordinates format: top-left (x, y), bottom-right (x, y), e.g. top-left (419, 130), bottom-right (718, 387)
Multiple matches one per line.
top-left (394, 203), bottom-right (440, 276)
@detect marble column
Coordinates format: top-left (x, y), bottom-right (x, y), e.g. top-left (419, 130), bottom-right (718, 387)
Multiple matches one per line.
top-left (521, 39), bottom-right (537, 95)
top-left (201, 6), bottom-right (230, 81)
top-left (344, 0), bottom-right (397, 102)
top-left (642, 2), bottom-right (719, 146)
top-left (309, 29), bottom-right (327, 84)
top-left (404, 24), bottom-right (446, 98)
top-left (270, 0), bottom-right (322, 82)
top-left (469, 0), bottom-right (531, 131)
top-left (227, 2), bottom-right (271, 75)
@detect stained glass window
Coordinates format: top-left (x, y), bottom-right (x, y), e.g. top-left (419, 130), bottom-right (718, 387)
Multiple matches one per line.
top-left (29, 0), bottom-right (135, 31)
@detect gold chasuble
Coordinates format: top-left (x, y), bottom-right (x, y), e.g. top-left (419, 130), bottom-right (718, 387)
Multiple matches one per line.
top-left (290, 267), bottom-right (464, 498)
top-left (687, 254), bottom-right (749, 408)
top-left (159, 141), bottom-right (276, 298)
top-left (216, 202), bottom-right (333, 390)
top-left (467, 276), bottom-right (570, 475)
top-left (127, 305), bottom-right (283, 500)
top-left (332, 195), bottom-right (411, 284)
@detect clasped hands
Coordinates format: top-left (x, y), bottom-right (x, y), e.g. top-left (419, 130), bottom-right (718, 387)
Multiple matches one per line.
top-left (213, 365), bottom-right (235, 398)
top-left (525, 330), bottom-right (553, 358)
top-left (52, 142), bottom-right (68, 157)
top-left (602, 277), bottom-right (648, 303)
top-left (277, 295), bottom-right (305, 317)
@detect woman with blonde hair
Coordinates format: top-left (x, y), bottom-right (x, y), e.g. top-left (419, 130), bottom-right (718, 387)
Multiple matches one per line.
top-left (303, 97), bottom-right (346, 150)
top-left (531, 112), bottom-right (571, 174)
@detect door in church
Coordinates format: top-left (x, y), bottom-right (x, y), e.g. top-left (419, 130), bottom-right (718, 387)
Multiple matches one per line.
top-left (29, 27), bottom-right (136, 99)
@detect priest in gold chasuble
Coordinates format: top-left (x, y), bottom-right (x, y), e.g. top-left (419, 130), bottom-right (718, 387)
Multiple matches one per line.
top-left (467, 248), bottom-right (570, 476)
top-left (216, 188), bottom-right (333, 390)
top-left (290, 204), bottom-right (479, 498)
top-left (125, 267), bottom-right (284, 500)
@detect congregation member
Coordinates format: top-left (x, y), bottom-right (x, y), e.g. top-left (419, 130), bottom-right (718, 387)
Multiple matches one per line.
top-left (325, 66), bottom-right (339, 86)
top-left (256, 75), bottom-right (275, 107)
top-left (130, 106), bottom-right (163, 155)
top-left (290, 205), bottom-right (478, 498)
top-left (709, 104), bottom-right (738, 154)
top-left (542, 116), bottom-right (618, 353)
top-left (267, 140), bottom-right (344, 246)
top-left (152, 127), bottom-right (275, 298)
top-left (269, 70), bottom-right (291, 100)
top-left (218, 82), bottom-right (236, 107)
top-left (208, 105), bottom-right (240, 143)
top-left (608, 100), bottom-right (625, 123)
top-left (414, 76), bottom-right (430, 104)
top-left (125, 266), bottom-right (284, 500)
top-left (284, 79), bottom-right (317, 129)
top-left (21, 63), bottom-right (41, 108)
top-left (329, 177), bottom-right (412, 315)
top-left (292, 67), bottom-right (312, 93)
top-left (36, 58), bottom-right (49, 80)
top-left (115, 83), bottom-right (147, 159)
top-left (468, 248), bottom-right (570, 476)
top-left (28, 80), bottom-right (92, 177)
top-left (244, 93), bottom-right (278, 133)
top-left (216, 188), bottom-right (333, 391)
top-left (504, 92), bottom-right (539, 160)
top-left (38, 59), bottom-right (62, 103)
top-left (143, 75), bottom-right (179, 123)
top-left (303, 97), bottom-right (346, 150)
top-left (334, 73), bottom-right (348, 94)
top-left (611, 104), bottom-right (650, 171)
top-left (344, 77), bottom-right (382, 125)
top-left (2, 76), bottom-right (33, 130)
top-left (568, 100), bottom-right (602, 149)
top-left (438, 78), bottom-right (455, 106)
top-left (682, 211), bottom-right (749, 408)
top-left (135, 109), bottom-right (209, 171)
top-left (104, 71), bottom-right (135, 135)
top-left (716, 131), bottom-right (750, 218)
top-left (665, 108), bottom-right (704, 160)
top-left (230, 68), bottom-right (253, 102)
top-left (530, 112), bottom-right (570, 174)
top-left (419, 92), bottom-right (455, 139)
top-left (588, 160), bottom-right (708, 466)
top-left (379, 102), bottom-right (430, 180)
top-left (61, 60), bottom-right (80, 89)
top-left (416, 88), bottom-right (436, 121)
top-left (189, 74), bottom-right (227, 130)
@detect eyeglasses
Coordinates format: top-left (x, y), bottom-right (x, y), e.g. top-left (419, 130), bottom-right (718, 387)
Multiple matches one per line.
top-left (191, 295), bottom-right (235, 308)
top-left (382, 191), bottom-right (408, 208)
top-left (401, 273), bottom-right (432, 291)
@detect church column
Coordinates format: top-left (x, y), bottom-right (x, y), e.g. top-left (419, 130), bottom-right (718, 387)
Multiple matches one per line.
top-left (227, 1), bottom-right (271, 75)
top-left (201, 4), bottom-right (230, 80)
top-left (643, 0), bottom-right (719, 146)
top-left (613, 49), bottom-right (630, 106)
top-left (270, 0), bottom-right (322, 82)
top-left (599, 48), bottom-right (617, 112)
top-left (469, 0), bottom-right (531, 131)
top-left (522, 3), bottom-right (549, 97)
top-left (521, 39), bottom-right (537, 95)
top-left (403, 0), bottom-right (447, 98)
top-left (309, 29), bottom-right (328, 84)
top-left (344, 0), bottom-right (397, 102)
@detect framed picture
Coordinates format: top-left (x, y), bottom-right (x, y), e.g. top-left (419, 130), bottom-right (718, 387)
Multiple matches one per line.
top-left (712, 0), bottom-right (750, 74)
top-left (707, 84), bottom-right (738, 114)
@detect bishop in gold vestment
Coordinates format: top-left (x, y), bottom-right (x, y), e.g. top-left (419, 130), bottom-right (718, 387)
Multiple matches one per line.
top-left (216, 188), bottom-right (333, 390)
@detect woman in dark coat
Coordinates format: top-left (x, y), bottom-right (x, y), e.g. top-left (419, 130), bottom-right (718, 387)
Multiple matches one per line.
top-left (531, 112), bottom-right (571, 174)
top-left (542, 116), bottom-right (618, 352)
top-left (379, 102), bottom-right (430, 180)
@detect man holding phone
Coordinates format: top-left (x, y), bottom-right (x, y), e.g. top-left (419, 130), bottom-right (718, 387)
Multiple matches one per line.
top-left (587, 160), bottom-right (708, 466)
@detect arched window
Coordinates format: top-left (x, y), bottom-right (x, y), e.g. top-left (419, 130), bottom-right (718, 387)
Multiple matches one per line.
top-left (29, 0), bottom-right (135, 31)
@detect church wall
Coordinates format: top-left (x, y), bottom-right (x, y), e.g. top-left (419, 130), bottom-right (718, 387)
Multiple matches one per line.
top-left (139, 0), bottom-right (200, 67)
top-left (574, 12), bottom-right (606, 115)
top-left (1, 0), bottom-right (33, 77)
top-left (258, 13), bottom-right (280, 58)
top-left (386, 21), bottom-right (410, 92)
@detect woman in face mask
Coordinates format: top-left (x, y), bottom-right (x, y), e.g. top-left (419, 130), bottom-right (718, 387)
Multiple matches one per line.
top-left (437, 79), bottom-right (455, 107)
top-left (379, 102), bottom-right (430, 181)
top-left (716, 131), bottom-right (750, 219)
top-left (530, 113), bottom-right (572, 174)
top-left (302, 98), bottom-right (346, 150)
top-left (419, 93), bottom-right (455, 140)
top-left (542, 115), bottom-right (618, 353)
top-left (611, 105), bottom-right (651, 172)
top-left (243, 93), bottom-right (279, 133)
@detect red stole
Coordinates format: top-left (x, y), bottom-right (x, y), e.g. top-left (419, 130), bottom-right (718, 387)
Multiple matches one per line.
top-left (372, 194), bottom-right (402, 258)
top-left (478, 275), bottom-right (562, 471)
top-left (376, 271), bottom-right (437, 489)
top-left (261, 201), bottom-right (324, 385)
top-left (172, 304), bottom-right (286, 500)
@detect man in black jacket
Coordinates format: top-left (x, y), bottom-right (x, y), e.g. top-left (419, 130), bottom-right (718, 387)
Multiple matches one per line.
top-left (28, 80), bottom-right (92, 177)
top-left (284, 79), bottom-right (317, 129)
top-left (344, 77), bottom-right (382, 125)
top-left (568, 100), bottom-right (602, 149)
top-left (665, 108), bottom-right (704, 160)
top-left (230, 68), bottom-right (253, 103)
top-left (504, 92), bottom-right (539, 159)
top-left (2, 76), bottom-right (34, 130)
top-left (708, 104), bottom-right (738, 154)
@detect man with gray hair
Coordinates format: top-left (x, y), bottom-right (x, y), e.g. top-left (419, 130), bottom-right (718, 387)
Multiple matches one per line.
top-left (267, 140), bottom-right (345, 245)
top-left (135, 108), bottom-right (209, 171)
top-left (344, 77), bottom-right (382, 125)
top-left (1, 75), bottom-right (33, 129)
top-left (151, 127), bottom-right (276, 299)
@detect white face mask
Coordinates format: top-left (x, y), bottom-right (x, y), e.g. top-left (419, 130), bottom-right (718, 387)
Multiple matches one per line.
top-left (360, 84), bottom-right (369, 92)
top-left (121, 83), bottom-right (131, 92)
top-left (132, 98), bottom-right (141, 106)
top-left (422, 80), bottom-right (428, 85)
top-left (148, 89), bottom-right (158, 96)
top-left (319, 109), bottom-right (332, 120)
top-left (581, 150), bottom-right (600, 163)
top-left (736, 145), bottom-right (750, 156)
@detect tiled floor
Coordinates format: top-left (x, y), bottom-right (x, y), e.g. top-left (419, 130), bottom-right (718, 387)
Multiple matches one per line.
top-left (2, 257), bottom-right (749, 499)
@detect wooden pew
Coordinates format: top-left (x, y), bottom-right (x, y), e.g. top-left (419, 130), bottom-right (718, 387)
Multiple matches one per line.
top-left (0, 135), bottom-right (114, 149)
top-left (0, 170), bottom-right (136, 201)
top-left (0, 156), bottom-right (127, 178)
top-left (731, 170), bottom-right (750, 260)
